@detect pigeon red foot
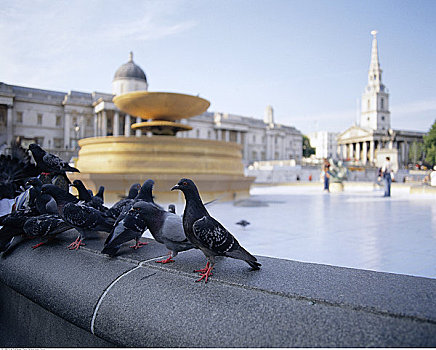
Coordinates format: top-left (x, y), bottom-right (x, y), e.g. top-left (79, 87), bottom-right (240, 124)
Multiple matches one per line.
top-left (68, 236), bottom-right (85, 250)
top-left (129, 241), bottom-right (148, 249)
top-left (195, 262), bottom-right (214, 283)
top-left (155, 254), bottom-right (175, 264)
top-left (32, 241), bottom-right (47, 249)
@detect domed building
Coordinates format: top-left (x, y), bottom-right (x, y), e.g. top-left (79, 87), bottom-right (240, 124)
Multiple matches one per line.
top-left (0, 52), bottom-right (302, 167)
top-left (112, 52), bottom-right (148, 95)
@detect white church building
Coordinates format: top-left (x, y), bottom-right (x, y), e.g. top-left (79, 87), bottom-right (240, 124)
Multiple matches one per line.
top-left (336, 31), bottom-right (425, 170)
top-left (0, 52), bottom-right (302, 165)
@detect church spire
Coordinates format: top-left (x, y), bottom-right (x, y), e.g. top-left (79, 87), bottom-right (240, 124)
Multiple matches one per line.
top-left (361, 30), bottom-right (390, 131)
top-left (367, 30), bottom-right (384, 91)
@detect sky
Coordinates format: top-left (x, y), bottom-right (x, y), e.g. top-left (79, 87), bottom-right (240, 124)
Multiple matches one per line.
top-left (1, 0), bottom-right (435, 135)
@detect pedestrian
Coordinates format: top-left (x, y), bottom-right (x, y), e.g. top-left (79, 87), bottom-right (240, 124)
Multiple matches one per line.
top-left (381, 156), bottom-right (394, 197)
top-left (322, 158), bottom-right (331, 192)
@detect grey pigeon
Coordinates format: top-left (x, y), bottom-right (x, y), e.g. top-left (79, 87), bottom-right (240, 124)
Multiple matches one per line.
top-left (0, 209), bottom-right (37, 252)
top-left (105, 183), bottom-right (141, 220)
top-left (101, 179), bottom-right (156, 255)
top-left (25, 177), bottom-right (55, 214)
top-left (23, 213), bottom-right (73, 249)
top-left (171, 178), bottom-right (261, 283)
top-left (28, 143), bottom-right (79, 175)
top-left (132, 201), bottom-right (195, 263)
top-left (236, 220), bottom-right (250, 229)
top-left (41, 184), bottom-right (112, 250)
top-left (72, 180), bottom-right (109, 214)
top-left (168, 204), bottom-right (176, 214)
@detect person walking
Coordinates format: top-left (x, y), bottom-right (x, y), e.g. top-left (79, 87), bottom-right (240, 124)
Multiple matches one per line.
top-left (382, 156), bottom-right (393, 197)
top-left (322, 158), bottom-right (331, 192)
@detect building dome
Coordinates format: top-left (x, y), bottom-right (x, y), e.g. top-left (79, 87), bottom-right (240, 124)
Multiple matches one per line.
top-left (113, 52), bottom-right (147, 82)
top-left (112, 52), bottom-right (148, 95)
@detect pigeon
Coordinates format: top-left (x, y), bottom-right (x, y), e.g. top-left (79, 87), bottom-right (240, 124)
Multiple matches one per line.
top-left (101, 204), bottom-right (149, 256)
top-left (236, 220), bottom-right (250, 229)
top-left (131, 201), bottom-right (195, 263)
top-left (41, 184), bottom-right (112, 250)
top-left (71, 180), bottom-right (109, 213)
top-left (28, 143), bottom-right (79, 176)
top-left (25, 177), bottom-right (55, 214)
top-left (105, 183), bottom-right (141, 220)
top-left (171, 178), bottom-right (261, 283)
top-left (101, 179), bottom-right (156, 256)
top-left (0, 149), bottom-right (39, 200)
top-left (23, 213), bottom-right (73, 249)
top-left (0, 209), bottom-right (37, 252)
top-left (168, 204), bottom-right (176, 214)
top-left (72, 179), bottom-right (93, 202)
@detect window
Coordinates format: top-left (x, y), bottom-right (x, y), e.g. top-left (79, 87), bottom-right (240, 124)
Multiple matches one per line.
top-left (381, 98), bottom-right (384, 109)
top-left (72, 116), bottom-right (77, 125)
top-left (253, 135), bottom-right (256, 143)
top-left (367, 100), bottom-right (370, 110)
top-left (16, 112), bottom-right (23, 124)
top-left (53, 138), bottom-right (63, 148)
top-left (381, 116), bottom-right (385, 121)
top-left (56, 115), bottom-right (62, 126)
top-left (37, 114), bottom-right (43, 125)
top-left (196, 129), bottom-right (200, 138)
top-left (207, 130), bottom-right (211, 139)
top-left (86, 117), bottom-right (92, 127)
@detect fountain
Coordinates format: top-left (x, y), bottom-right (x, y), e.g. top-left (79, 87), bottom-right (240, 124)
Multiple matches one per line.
top-left (72, 91), bottom-right (254, 203)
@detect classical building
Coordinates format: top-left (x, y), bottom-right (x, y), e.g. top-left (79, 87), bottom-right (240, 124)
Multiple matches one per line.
top-left (336, 31), bottom-right (425, 170)
top-left (0, 53), bottom-right (302, 165)
top-left (307, 131), bottom-right (339, 160)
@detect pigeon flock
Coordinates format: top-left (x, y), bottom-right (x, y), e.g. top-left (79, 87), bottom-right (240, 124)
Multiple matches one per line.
top-left (0, 143), bottom-right (261, 283)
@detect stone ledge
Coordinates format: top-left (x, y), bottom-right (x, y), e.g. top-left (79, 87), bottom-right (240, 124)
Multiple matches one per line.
top-left (1, 230), bottom-right (435, 347)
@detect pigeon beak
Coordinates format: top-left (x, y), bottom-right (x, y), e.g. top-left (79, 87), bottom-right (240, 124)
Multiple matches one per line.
top-left (171, 184), bottom-right (180, 191)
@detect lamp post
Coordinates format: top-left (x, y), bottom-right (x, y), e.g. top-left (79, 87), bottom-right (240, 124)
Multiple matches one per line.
top-left (74, 123), bottom-right (80, 150)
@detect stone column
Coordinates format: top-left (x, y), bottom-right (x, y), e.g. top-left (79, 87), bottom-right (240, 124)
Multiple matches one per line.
top-left (124, 114), bottom-right (131, 137)
top-left (6, 105), bottom-right (13, 145)
top-left (113, 111), bottom-right (120, 136)
top-left (64, 112), bottom-right (71, 149)
top-left (225, 130), bottom-right (230, 142)
top-left (348, 143), bottom-right (353, 159)
top-left (342, 144), bottom-right (347, 159)
top-left (369, 141), bottom-right (375, 164)
top-left (362, 141), bottom-right (368, 165)
top-left (135, 117), bottom-right (142, 137)
top-left (236, 131), bottom-right (241, 144)
top-left (102, 110), bottom-right (107, 136)
top-left (356, 142), bottom-right (361, 161)
top-left (404, 142), bottom-right (409, 166)
top-left (93, 113), bottom-right (98, 137)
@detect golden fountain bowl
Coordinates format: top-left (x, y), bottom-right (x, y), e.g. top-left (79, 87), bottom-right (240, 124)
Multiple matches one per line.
top-left (113, 91), bottom-right (211, 121)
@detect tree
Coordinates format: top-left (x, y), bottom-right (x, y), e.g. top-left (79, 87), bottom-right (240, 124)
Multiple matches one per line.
top-left (424, 120), bottom-right (436, 166)
top-left (302, 135), bottom-right (315, 158)
top-left (408, 141), bottom-right (425, 165)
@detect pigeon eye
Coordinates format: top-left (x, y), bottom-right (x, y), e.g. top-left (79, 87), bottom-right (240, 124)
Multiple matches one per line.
top-left (183, 181), bottom-right (188, 186)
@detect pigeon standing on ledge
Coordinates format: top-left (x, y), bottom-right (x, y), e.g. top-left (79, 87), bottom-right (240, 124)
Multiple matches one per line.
top-left (171, 178), bottom-right (261, 283)
top-left (41, 184), bottom-right (112, 250)
top-left (131, 201), bottom-right (195, 263)
top-left (28, 143), bottom-right (79, 176)
top-left (105, 183), bottom-right (141, 220)
top-left (102, 179), bottom-right (156, 256)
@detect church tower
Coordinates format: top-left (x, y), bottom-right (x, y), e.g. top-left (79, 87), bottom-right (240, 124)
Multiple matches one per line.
top-left (360, 31), bottom-right (390, 131)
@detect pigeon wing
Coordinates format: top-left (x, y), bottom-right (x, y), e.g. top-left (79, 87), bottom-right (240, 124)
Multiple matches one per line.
top-left (192, 216), bottom-right (235, 254)
top-left (63, 203), bottom-right (101, 229)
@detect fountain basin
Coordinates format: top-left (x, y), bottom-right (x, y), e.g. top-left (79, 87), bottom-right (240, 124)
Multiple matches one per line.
top-left (72, 136), bottom-right (254, 203)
